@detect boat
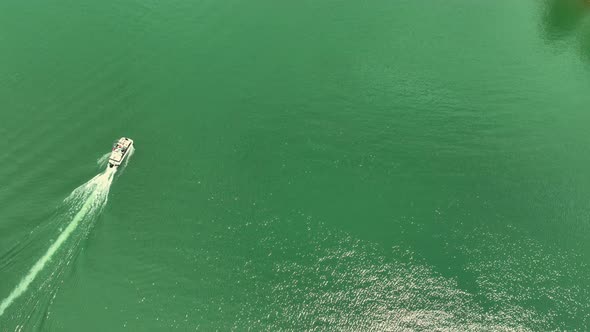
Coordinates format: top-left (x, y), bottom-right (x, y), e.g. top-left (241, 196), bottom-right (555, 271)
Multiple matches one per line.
top-left (108, 137), bottom-right (134, 168)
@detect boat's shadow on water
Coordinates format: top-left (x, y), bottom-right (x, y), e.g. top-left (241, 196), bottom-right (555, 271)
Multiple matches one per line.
top-left (541, 0), bottom-right (590, 62)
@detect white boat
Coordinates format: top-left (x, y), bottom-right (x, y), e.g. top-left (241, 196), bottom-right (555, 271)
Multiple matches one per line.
top-left (108, 137), bottom-right (134, 168)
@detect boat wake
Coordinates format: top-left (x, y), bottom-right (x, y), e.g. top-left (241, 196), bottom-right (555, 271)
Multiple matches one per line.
top-left (0, 164), bottom-right (122, 321)
top-left (96, 152), bottom-right (110, 168)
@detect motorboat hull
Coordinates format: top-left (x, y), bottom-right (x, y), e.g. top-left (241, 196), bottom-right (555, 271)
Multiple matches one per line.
top-left (108, 137), bottom-right (134, 168)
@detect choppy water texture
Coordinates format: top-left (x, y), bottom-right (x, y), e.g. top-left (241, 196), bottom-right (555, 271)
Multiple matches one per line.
top-left (1, 0), bottom-right (590, 330)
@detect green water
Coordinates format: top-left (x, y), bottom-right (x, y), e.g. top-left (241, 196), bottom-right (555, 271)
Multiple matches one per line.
top-left (1, 0), bottom-right (590, 330)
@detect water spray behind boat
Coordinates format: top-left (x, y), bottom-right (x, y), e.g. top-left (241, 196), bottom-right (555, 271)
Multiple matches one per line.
top-left (0, 138), bottom-right (134, 320)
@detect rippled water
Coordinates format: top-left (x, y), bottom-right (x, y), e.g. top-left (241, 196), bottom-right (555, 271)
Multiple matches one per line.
top-left (1, 0), bottom-right (590, 330)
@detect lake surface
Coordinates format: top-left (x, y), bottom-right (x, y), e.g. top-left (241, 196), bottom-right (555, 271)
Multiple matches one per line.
top-left (1, 0), bottom-right (590, 330)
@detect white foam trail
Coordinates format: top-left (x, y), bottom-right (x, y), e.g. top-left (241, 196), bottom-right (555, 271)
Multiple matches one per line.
top-left (0, 167), bottom-right (117, 317)
top-left (123, 145), bottom-right (135, 168)
top-left (96, 152), bottom-right (110, 167)
top-left (121, 145), bottom-right (135, 174)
